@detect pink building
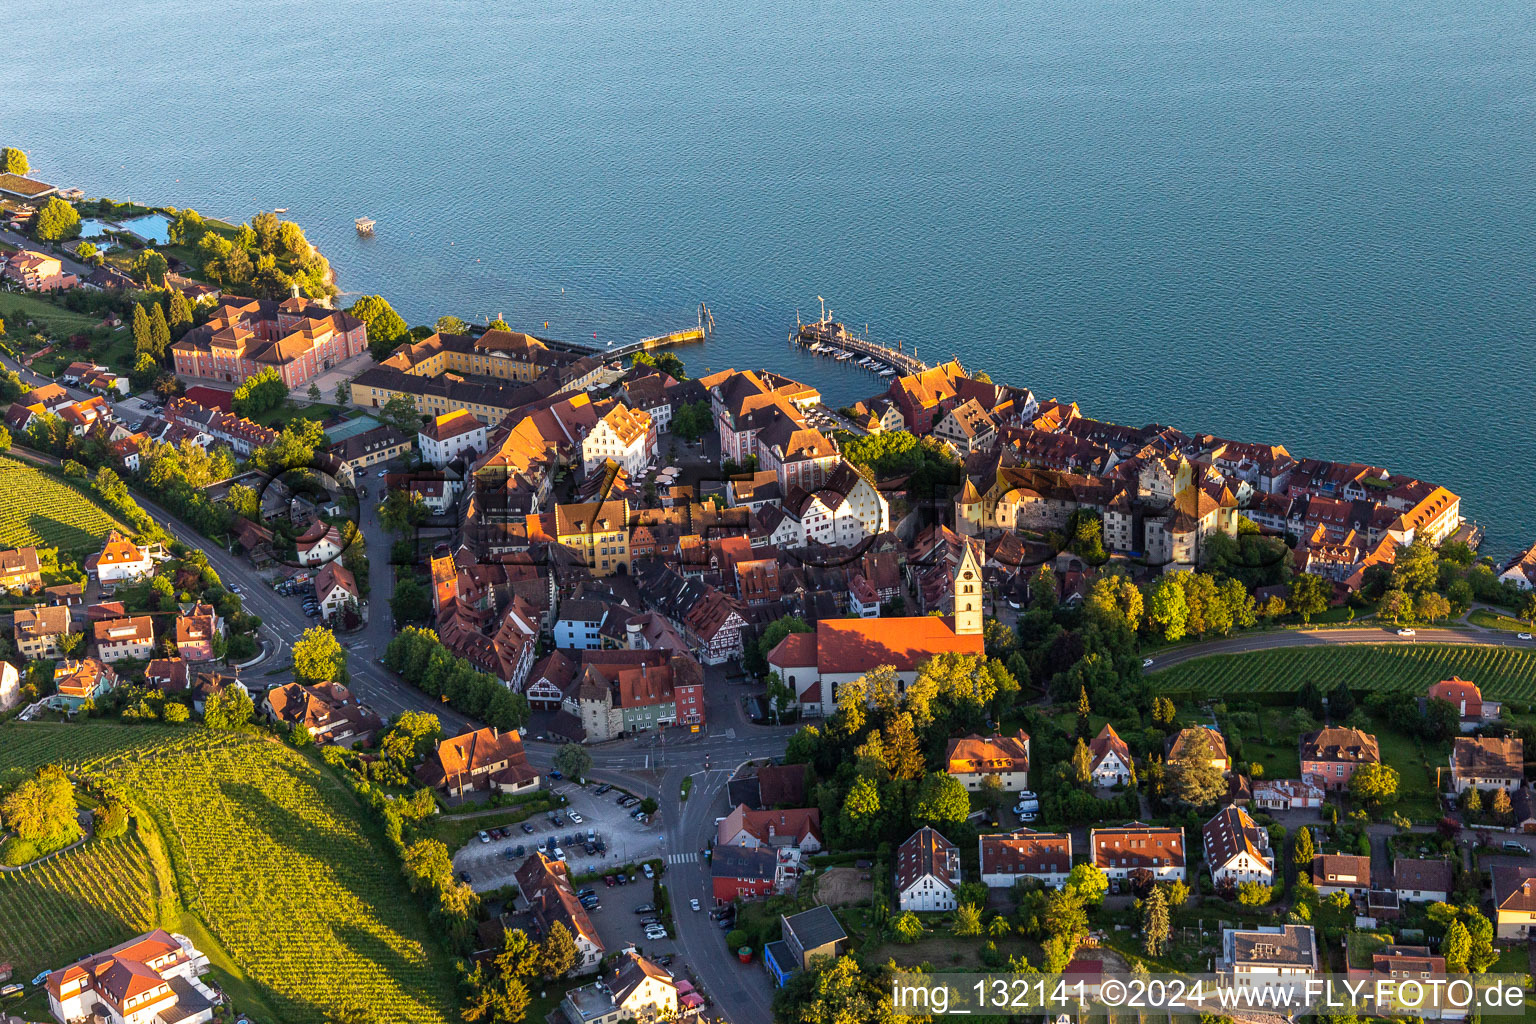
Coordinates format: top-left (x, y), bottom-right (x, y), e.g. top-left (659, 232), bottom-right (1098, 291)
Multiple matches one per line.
top-left (3, 249), bottom-right (78, 292)
top-left (170, 295), bottom-right (367, 388)
top-left (1300, 727), bottom-right (1380, 791)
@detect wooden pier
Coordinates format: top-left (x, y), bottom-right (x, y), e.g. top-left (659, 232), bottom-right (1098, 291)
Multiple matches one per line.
top-left (547, 302), bottom-right (715, 359)
top-left (790, 311), bottom-right (928, 376)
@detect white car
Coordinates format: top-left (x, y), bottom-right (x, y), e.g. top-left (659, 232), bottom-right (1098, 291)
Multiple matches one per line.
top-left (1519, 633), bottom-right (1533, 641)
top-left (377, 469), bottom-right (389, 478)
top-left (568, 811), bottom-right (584, 824)
top-left (477, 831), bottom-right (490, 844)
top-left (1141, 657), bottom-right (1154, 668)
top-left (645, 927), bottom-right (668, 940)
top-left (690, 898), bottom-right (701, 912)
top-left (1397, 628), bottom-right (1416, 637)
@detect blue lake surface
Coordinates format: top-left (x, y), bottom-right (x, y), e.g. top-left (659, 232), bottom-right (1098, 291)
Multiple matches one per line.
top-left (4, 0), bottom-right (1534, 553)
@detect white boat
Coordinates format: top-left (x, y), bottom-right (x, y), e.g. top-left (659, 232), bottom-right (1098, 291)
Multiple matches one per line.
top-left (879, 368), bottom-right (895, 377)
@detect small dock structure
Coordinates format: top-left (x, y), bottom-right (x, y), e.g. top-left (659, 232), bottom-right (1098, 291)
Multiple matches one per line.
top-left (354, 216), bottom-right (375, 235)
top-left (790, 308), bottom-right (927, 377)
top-left (551, 301), bottom-right (715, 359)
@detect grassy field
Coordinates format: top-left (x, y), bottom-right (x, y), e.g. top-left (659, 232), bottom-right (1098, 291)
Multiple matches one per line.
top-left (1152, 643), bottom-right (1536, 702)
top-left (1469, 608), bottom-right (1534, 633)
top-left (0, 824), bottom-right (168, 980)
top-left (0, 723), bottom-right (459, 1024)
top-left (1, 291), bottom-right (103, 339)
top-left (0, 455), bottom-right (133, 558)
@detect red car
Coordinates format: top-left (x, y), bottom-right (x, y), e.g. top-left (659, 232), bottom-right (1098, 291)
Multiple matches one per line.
top-left (604, 875), bottom-right (617, 887)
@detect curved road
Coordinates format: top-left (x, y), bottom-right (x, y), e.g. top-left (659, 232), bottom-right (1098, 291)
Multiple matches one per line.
top-left (1147, 624), bottom-right (1536, 673)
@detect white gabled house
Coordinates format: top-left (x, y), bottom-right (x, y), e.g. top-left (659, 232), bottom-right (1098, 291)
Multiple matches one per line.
top-left (895, 827), bottom-right (961, 912)
top-left (1088, 723), bottom-right (1133, 786)
top-left (1202, 806), bottom-right (1273, 886)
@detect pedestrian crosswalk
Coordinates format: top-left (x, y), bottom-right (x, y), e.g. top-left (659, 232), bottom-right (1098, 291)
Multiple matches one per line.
top-left (666, 852), bottom-right (695, 865)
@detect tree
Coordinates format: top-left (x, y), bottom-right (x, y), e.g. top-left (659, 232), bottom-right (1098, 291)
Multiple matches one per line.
top-left (380, 490), bottom-right (429, 533)
top-left (0, 769), bottom-right (79, 843)
top-left (232, 367), bottom-right (289, 417)
top-left (1393, 539), bottom-right (1439, 593)
top-left (390, 574), bottom-right (431, 623)
top-left (307, 382), bottom-right (323, 402)
top-left (1071, 738), bottom-right (1094, 785)
top-left (58, 631), bottom-right (84, 656)
top-left (539, 921), bottom-right (578, 978)
top-left (1490, 786), bottom-right (1514, 819)
top-left (839, 776), bottom-right (882, 845)
top-left (670, 400), bottom-right (713, 442)
top-left (348, 295), bottom-right (409, 359)
top-left (1145, 575), bottom-right (1189, 641)
top-left (913, 771), bottom-right (970, 829)
top-left (1465, 911), bottom-right (1500, 973)
top-left (1442, 918), bottom-right (1470, 973)
top-left (292, 626), bottom-right (347, 684)
top-left (1462, 784), bottom-right (1483, 813)
top-left (487, 318), bottom-right (511, 332)
top-left (381, 711), bottom-right (442, 770)
top-left (1348, 762), bottom-right (1399, 806)
top-left (203, 686), bottom-right (255, 729)
top-left (435, 315), bottom-right (470, 334)
top-left (1287, 573), bottom-right (1331, 624)
top-left (377, 393), bottom-right (424, 436)
top-left (894, 911), bottom-right (923, 943)
top-left (553, 743), bottom-right (593, 780)
top-left (881, 713), bottom-right (926, 781)
top-left (1167, 729), bottom-right (1226, 807)
top-left (1293, 824), bottom-right (1316, 866)
top-left (0, 147), bottom-right (28, 174)
top-left (1141, 885), bottom-right (1170, 956)
top-left (134, 249), bottom-right (169, 288)
top-left (148, 302), bottom-right (171, 356)
top-left (167, 288), bottom-right (194, 334)
top-left (1237, 881), bottom-right (1273, 905)
top-left (496, 928), bottom-right (543, 980)
top-left (1064, 863), bottom-right (1109, 905)
top-left (1077, 685), bottom-right (1092, 722)
top-left (132, 303), bottom-right (153, 357)
top-left (33, 197), bottom-right (81, 242)
top-left (953, 903), bottom-right (984, 937)
top-left (1414, 591), bottom-right (1452, 623)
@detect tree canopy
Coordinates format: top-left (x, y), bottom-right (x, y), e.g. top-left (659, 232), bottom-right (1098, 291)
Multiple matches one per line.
top-left (0, 146), bottom-right (28, 174)
top-left (34, 197), bottom-right (81, 242)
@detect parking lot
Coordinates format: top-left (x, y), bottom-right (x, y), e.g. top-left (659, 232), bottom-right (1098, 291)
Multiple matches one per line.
top-left (452, 781), bottom-right (700, 957)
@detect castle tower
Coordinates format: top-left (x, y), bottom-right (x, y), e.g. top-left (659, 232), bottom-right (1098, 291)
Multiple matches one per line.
top-left (955, 478), bottom-right (983, 538)
top-left (952, 541), bottom-right (984, 636)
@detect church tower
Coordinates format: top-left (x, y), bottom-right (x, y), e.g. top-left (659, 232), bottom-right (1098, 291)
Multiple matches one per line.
top-left (952, 542), bottom-right (984, 636)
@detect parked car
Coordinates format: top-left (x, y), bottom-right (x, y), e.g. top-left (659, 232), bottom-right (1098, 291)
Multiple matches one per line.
top-left (459, 871), bottom-right (472, 883)
top-left (1502, 841), bottom-right (1528, 853)
top-left (568, 811), bottom-right (584, 824)
top-left (553, 847), bottom-right (565, 860)
top-left (657, 956), bottom-right (673, 967)
top-left (521, 822), bottom-right (535, 833)
top-left (690, 898), bottom-right (701, 912)
top-left (593, 783), bottom-right (611, 794)
top-left (583, 842), bottom-right (596, 855)
top-left (616, 874), bottom-right (628, 885)
top-left (642, 863), bottom-right (655, 879)
top-left (477, 831), bottom-right (490, 844)
top-left (604, 875), bottom-right (617, 887)
top-left (645, 927), bottom-right (668, 940)
top-left (634, 903), bottom-right (655, 913)
top-left (549, 769), bottom-right (563, 779)
top-left (640, 916), bottom-right (660, 926)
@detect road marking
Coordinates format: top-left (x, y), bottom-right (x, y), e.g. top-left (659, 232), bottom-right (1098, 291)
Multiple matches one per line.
top-left (666, 852), bottom-right (696, 865)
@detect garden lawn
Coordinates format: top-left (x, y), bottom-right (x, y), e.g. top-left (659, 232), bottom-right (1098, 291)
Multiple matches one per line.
top-left (1373, 728), bottom-right (1444, 818)
top-left (0, 723), bottom-right (459, 1024)
top-left (1151, 644), bottom-right (1536, 702)
top-left (0, 456), bottom-right (133, 558)
top-left (1469, 609), bottom-right (1534, 633)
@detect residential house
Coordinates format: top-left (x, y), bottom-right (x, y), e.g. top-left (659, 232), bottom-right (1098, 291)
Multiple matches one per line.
top-left (295, 521), bottom-right (345, 566)
top-left (933, 398), bottom-right (998, 453)
top-left (726, 763), bottom-right (809, 811)
top-left (93, 615), bottom-right (155, 664)
top-left (944, 730), bottom-right (1031, 792)
top-left (780, 460), bottom-right (889, 549)
top-left (1449, 737), bottom-right (1523, 794)
top-left (1491, 865), bottom-right (1536, 939)
top-left (314, 562), bottom-right (360, 620)
top-left (895, 827), bottom-right (962, 912)
top-left (1166, 726), bottom-right (1230, 773)
top-left (1252, 778), bottom-right (1326, 811)
top-left (418, 409), bottom-right (489, 467)
top-left (547, 499), bottom-right (631, 577)
top-left (554, 599), bottom-right (625, 651)
top-left (417, 726), bottom-right (540, 797)
top-left (1202, 806), bottom-right (1273, 886)
top-left (1088, 724), bottom-right (1134, 786)
top-left (52, 658), bottom-right (118, 709)
top-left (716, 805), bottom-right (823, 852)
top-left (1090, 823), bottom-right (1186, 882)
top-left (978, 828), bottom-right (1072, 889)
top-left (1426, 677), bottom-right (1503, 732)
top-left (1392, 858), bottom-right (1453, 904)
top-left (14, 603), bottom-right (70, 659)
top-left (46, 929), bottom-right (217, 1024)
top-left (560, 952), bottom-right (678, 1024)
top-left (174, 604), bottom-right (223, 661)
top-left (3, 248), bottom-right (78, 292)
top-left (1219, 925), bottom-right (1318, 987)
top-left (265, 681), bottom-right (381, 746)
top-left (710, 845), bottom-right (783, 903)
top-left (1312, 853), bottom-right (1372, 897)
top-left (0, 546), bottom-right (42, 591)
top-left (1299, 727), bottom-right (1380, 791)
top-left (89, 531), bottom-right (154, 586)
top-left (516, 852), bottom-right (605, 972)
top-left (765, 905), bottom-right (847, 986)
top-left (1499, 543), bottom-right (1536, 591)
top-left (581, 402), bottom-right (655, 479)
top-left (0, 660), bottom-right (20, 711)
top-left (327, 424), bottom-right (413, 482)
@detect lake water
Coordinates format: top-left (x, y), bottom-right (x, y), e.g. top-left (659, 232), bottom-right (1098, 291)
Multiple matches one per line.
top-left (5, 0), bottom-right (1534, 554)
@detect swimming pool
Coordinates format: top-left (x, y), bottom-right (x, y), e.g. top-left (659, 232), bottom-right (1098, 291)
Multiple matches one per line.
top-left (75, 213), bottom-right (171, 246)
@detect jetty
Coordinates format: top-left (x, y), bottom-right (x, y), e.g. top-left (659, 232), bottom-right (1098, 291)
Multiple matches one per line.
top-left (545, 302), bottom-right (714, 359)
top-left (789, 306), bottom-right (927, 376)
top-left (354, 216), bottom-right (375, 235)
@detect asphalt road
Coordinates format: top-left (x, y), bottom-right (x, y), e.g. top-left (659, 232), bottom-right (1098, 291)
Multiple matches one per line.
top-left (1147, 624), bottom-right (1536, 672)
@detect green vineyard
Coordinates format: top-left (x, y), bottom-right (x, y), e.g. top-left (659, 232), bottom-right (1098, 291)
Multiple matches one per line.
top-left (0, 830), bottom-right (162, 979)
top-left (0, 724), bottom-right (458, 1024)
top-left (1151, 643), bottom-right (1536, 701)
top-left (0, 455), bottom-right (132, 557)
